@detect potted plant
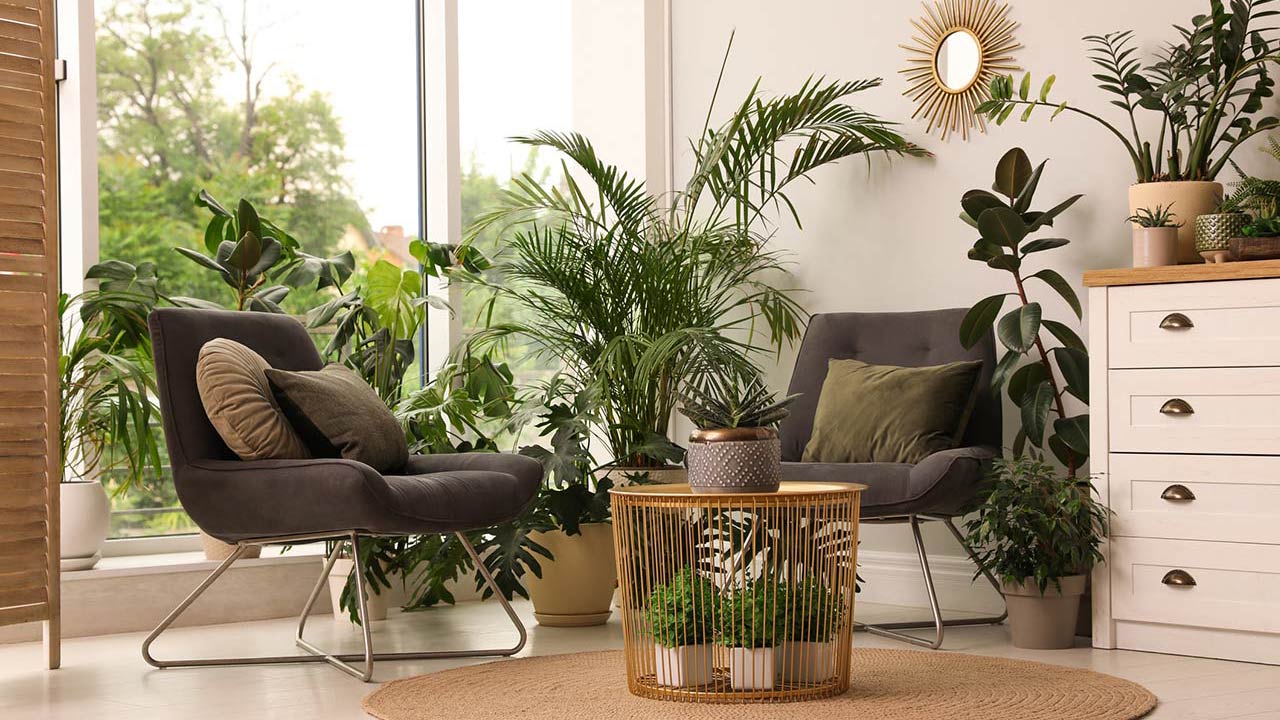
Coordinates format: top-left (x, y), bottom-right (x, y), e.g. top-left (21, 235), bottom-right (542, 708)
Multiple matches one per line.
top-left (1126, 204), bottom-right (1181, 267)
top-left (678, 374), bottom-right (798, 494)
top-left (965, 456), bottom-right (1108, 649)
top-left (646, 566), bottom-right (718, 688)
top-left (59, 261), bottom-right (165, 570)
top-left (776, 575), bottom-right (838, 684)
top-left (718, 577), bottom-right (782, 690)
top-left (977, 3), bottom-right (1280, 263)
top-left (454, 39), bottom-right (927, 489)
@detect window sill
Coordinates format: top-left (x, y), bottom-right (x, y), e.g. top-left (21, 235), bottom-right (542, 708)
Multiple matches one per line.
top-left (64, 543), bottom-right (327, 581)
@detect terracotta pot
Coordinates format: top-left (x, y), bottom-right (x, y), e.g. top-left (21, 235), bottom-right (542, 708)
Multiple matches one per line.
top-left (727, 646), bottom-right (776, 690)
top-left (1002, 574), bottom-right (1086, 649)
top-left (525, 522), bottom-right (617, 626)
top-left (686, 427), bottom-right (781, 494)
top-left (1129, 181), bottom-right (1223, 264)
top-left (775, 640), bottom-right (835, 684)
top-left (327, 557), bottom-right (389, 622)
top-left (654, 644), bottom-right (714, 688)
top-left (60, 479), bottom-right (110, 571)
top-left (200, 531), bottom-right (261, 561)
top-left (1131, 227), bottom-right (1178, 267)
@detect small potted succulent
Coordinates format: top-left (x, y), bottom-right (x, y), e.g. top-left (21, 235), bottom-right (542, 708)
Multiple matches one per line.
top-left (1126, 204), bottom-right (1181, 268)
top-left (965, 456), bottom-right (1108, 649)
top-left (645, 566), bottom-right (718, 688)
top-left (718, 577), bottom-right (782, 690)
top-left (776, 575), bottom-right (838, 684)
top-left (679, 375), bottom-right (798, 494)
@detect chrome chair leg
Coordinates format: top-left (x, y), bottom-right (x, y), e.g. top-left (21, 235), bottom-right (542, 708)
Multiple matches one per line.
top-left (854, 514), bottom-right (1006, 649)
top-left (142, 530), bottom-right (528, 682)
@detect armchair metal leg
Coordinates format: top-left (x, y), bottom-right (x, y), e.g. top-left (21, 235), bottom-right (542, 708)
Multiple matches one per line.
top-left (142, 530), bottom-right (528, 682)
top-left (854, 515), bottom-right (1006, 649)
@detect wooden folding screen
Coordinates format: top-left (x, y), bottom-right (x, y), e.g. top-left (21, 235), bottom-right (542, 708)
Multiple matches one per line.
top-left (0, 0), bottom-right (59, 669)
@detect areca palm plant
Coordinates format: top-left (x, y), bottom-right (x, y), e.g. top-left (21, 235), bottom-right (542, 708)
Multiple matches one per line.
top-left (458, 50), bottom-right (927, 469)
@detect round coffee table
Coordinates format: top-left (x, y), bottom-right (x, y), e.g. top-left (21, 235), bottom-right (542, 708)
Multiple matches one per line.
top-left (609, 482), bottom-right (864, 703)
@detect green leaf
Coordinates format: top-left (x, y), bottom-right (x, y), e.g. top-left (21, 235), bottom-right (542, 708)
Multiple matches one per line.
top-left (986, 253), bottom-right (1022, 272)
top-left (1020, 104), bottom-right (1035, 122)
top-left (196, 189), bottom-right (232, 218)
top-left (1043, 319), bottom-right (1086, 352)
top-left (226, 230), bottom-right (263, 273)
top-left (174, 246), bottom-right (230, 276)
top-left (1052, 346), bottom-right (1089, 403)
top-left (1025, 194), bottom-right (1083, 232)
top-left (1029, 268), bottom-right (1082, 318)
top-left (993, 147), bottom-right (1033, 198)
top-left (1013, 161), bottom-right (1046, 213)
top-left (1007, 362), bottom-right (1048, 405)
top-left (996, 104), bottom-right (1015, 125)
top-left (1051, 101), bottom-right (1068, 119)
top-left (1019, 72), bottom-right (1031, 100)
top-left (960, 294), bottom-right (1007, 349)
top-left (204, 215), bottom-right (228, 254)
top-left (961, 189), bottom-right (1007, 223)
top-left (1021, 238), bottom-right (1070, 255)
top-left (236, 198), bottom-right (264, 246)
top-left (998, 302), bottom-right (1042, 353)
top-left (978, 205), bottom-right (1029, 248)
top-left (990, 350), bottom-right (1021, 394)
top-left (1053, 415), bottom-right (1090, 456)
top-left (1020, 380), bottom-right (1054, 447)
top-left (1039, 74), bottom-right (1057, 101)
top-left (967, 238), bottom-right (1004, 262)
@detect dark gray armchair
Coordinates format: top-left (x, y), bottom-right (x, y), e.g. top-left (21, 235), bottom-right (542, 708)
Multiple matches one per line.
top-left (142, 308), bottom-right (541, 681)
top-left (777, 309), bottom-right (1006, 648)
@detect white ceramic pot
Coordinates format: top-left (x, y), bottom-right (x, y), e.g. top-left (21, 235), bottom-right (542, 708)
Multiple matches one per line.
top-left (524, 522), bottom-right (617, 626)
top-left (775, 640), bottom-right (835, 684)
top-left (1132, 227), bottom-right (1179, 268)
top-left (727, 646), bottom-right (775, 690)
top-left (59, 480), bottom-right (110, 571)
top-left (327, 557), bottom-right (389, 623)
top-left (654, 644), bottom-right (714, 688)
top-left (1129, 181), bottom-right (1223, 264)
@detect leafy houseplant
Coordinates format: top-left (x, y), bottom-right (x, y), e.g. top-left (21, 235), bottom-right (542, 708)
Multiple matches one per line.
top-left (1244, 216), bottom-right (1280, 236)
top-left (719, 577), bottom-right (784, 691)
top-left (776, 575), bottom-right (839, 684)
top-left (646, 567), bottom-right (719, 688)
top-left (965, 456), bottom-right (1108, 649)
top-left (457, 38), bottom-right (927, 475)
top-left (958, 148), bottom-right (1089, 477)
top-left (679, 375), bottom-right (799, 494)
top-left (1128, 205), bottom-right (1182, 267)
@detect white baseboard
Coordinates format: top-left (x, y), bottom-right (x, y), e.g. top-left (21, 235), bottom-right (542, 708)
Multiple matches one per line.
top-left (855, 549), bottom-right (1004, 615)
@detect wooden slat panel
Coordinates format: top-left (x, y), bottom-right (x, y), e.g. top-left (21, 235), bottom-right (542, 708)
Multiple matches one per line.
top-left (0, 86), bottom-right (38, 110)
top-left (0, 512), bottom-right (41, 536)
top-left (0, 217), bottom-right (43, 238)
top-left (0, 235), bottom-right (39, 253)
top-left (0, 287), bottom-right (41, 309)
top-left (0, 551), bottom-right (47, 574)
top-left (0, 119), bottom-right (39, 141)
top-left (0, 152), bottom-right (40, 173)
top-left (0, 36), bottom-right (40, 60)
top-left (0, 536), bottom-right (44, 561)
top-left (0, 357), bottom-right (41, 373)
top-left (0, 423), bottom-right (42, 441)
top-left (0, 253), bottom-right (42, 272)
top-left (0, 136), bottom-right (41, 160)
top-left (0, 184), bottom-right (40, 205)
top-left (0, 439), bottom-right (45, 456)
top-left (0, 274), bottom-right (42, 292)
top-left (0, 519), bottom-right (46, 542)
top-left (0, 5), bottom-right (39, 25)
top-left (0, 405), bottom-right (43, 422)
top-left (0, 302), bottom-right (44, 325)
top-left (0, 202), bottom-right (41, 221)
top-left (0, 69), bottom-right (37, 93)
top-left (0, 390), bottom-right (45, 408)
top-left (0, 603), bottom-right (46, 626)
top-left (0, 320), bottom-right (43, 339)
top-left (0, 483), bottom-right (41, 509)
top-left (0, 19), bottom-right (39, 44)
top-left (0, 586), bottom-right (45, 609)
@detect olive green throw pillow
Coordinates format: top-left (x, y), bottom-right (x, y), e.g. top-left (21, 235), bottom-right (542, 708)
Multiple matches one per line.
top-left (265, 364), bottom-right (409, 474)
top-left (802, 358), bottom-right (983, 465)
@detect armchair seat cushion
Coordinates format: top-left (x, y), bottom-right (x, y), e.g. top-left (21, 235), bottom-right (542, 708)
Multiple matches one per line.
top-left (781, 446), bottom-right (995, 518)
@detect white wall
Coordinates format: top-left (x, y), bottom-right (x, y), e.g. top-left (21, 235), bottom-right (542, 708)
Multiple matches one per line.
top-left (670, 0), bottom-right (1278, 607)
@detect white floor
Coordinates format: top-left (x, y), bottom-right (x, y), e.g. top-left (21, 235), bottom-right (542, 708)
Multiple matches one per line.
top-left (1, 601), bottom-right (1278, 720)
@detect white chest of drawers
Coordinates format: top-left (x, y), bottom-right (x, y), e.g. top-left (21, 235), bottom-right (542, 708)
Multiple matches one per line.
top-left (1088, 261), bottom-right (1280, 665)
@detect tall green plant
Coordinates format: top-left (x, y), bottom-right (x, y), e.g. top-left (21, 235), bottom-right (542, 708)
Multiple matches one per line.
top-left (958, 148), bottom-right (1089, 477)
top-left (458, 38), bottom-right (927, 468)
top-left (976, 1), bottom-right (1280, 182)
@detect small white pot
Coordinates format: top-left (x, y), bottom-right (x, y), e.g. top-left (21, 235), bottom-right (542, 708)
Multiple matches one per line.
top-left (776, 640), bottom-right (835, 684)
top-left (59, 480), bottom-right (110, 571)
top-left (327, 557), bottom-right (389, 623)
top-left (727, 646), bottom-right (775, 690)
top-left (654, 644), bottom-right (714, 688)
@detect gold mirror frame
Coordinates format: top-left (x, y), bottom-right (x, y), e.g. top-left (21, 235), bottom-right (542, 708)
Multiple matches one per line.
top-left (901, 0), bottom-right (1021, 141)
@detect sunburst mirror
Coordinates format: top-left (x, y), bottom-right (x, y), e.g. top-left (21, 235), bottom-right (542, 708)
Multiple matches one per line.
top-left (901, 0), bottom-right (1021, 141)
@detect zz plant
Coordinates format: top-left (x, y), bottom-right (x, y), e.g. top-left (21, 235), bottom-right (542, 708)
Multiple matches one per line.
top-left (959, 147), bottom-right (1089, 477)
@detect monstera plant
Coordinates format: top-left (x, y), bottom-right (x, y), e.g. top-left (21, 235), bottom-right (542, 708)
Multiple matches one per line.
top-left (958, 148), bottom-right (1089, 478)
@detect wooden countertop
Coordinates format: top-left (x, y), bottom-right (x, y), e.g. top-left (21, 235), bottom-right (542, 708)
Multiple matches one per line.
top-left (1083, 260), bottom-right (1280, 287)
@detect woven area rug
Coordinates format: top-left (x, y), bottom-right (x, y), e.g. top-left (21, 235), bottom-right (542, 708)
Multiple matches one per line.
top-left (362, 649), bottom-right (1157, 720)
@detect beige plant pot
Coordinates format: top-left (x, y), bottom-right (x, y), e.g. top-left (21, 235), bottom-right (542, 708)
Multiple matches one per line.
top-left (1131, 227), bottom-right (1178, 268)
top-left (327, 557), bottom-right (389, 622)
top-left (60, 479), bottom-right (110, 571)
top-left (654, 644), bottom-right (714, 688)
top-left (1002, 574), bottom-right (1087, 649)
top-left (200, 531), bottom-right (261, 561)
top-left (1129, 180), bottom-right (1223, 264)
top-left (525, 522), bottom-right (617, 626)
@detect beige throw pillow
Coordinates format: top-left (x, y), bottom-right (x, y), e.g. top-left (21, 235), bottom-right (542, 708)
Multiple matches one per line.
top-left (196, 338), bottom-right (309, 461)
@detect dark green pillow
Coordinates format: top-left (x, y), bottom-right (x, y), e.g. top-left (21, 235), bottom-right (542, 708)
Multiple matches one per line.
top-left (265, 364), bottom-right (408, 474)
top-left (801, 358), bottom-right (983, 465)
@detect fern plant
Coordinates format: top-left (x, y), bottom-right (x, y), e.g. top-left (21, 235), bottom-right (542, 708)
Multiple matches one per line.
top-left (646, 567), bottom-right (720, 648)
top-left (678, 375), bottom-right (799, 430)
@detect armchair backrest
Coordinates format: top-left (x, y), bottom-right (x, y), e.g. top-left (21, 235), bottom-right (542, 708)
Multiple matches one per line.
top-left (148, 308), bottom-right (323, 475)
top-left (777, 309), bottom-right (1000, 462)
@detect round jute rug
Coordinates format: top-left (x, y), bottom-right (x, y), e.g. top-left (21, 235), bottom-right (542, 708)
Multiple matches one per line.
top-left (362, 649), bottom-right (1157, 720)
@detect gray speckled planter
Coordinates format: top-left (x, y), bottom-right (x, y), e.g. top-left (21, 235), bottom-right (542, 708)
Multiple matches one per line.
top-left (686, 427), bottom-right (781, 494)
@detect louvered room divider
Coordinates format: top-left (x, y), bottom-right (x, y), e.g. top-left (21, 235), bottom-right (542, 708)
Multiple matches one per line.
top-left (0, 0), bottom-right (60, 669)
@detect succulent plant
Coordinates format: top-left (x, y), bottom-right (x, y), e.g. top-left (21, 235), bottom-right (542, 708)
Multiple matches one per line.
top-left (678, 375), bottom-right (799, 430)
top-left (1126, 203), bottom-right (1182, 228)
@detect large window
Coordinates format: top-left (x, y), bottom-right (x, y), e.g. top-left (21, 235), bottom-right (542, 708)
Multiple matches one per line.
top-left (94, 0), bottom-right (422, 538)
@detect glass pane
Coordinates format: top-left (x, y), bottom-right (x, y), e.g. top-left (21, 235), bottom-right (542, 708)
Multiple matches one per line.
top-left (94, 0), bottom-right (421, 537)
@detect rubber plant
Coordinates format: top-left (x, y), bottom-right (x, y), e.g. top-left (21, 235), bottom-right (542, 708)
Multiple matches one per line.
top-left (958, 147), bottom-right (1089, 477)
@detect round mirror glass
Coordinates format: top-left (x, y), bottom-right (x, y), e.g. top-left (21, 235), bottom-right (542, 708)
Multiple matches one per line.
top-left (935, 30), bottom-right (981, 91)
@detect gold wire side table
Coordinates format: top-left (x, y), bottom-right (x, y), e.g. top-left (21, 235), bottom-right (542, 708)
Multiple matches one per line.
top-left (610, 482), bottom-right (864, 703)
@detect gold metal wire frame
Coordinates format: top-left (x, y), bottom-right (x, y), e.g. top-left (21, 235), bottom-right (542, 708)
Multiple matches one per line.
top-left (610, 483), bottom-right (863, 703)
top-left (900, 0), bottom-right (1021, 141)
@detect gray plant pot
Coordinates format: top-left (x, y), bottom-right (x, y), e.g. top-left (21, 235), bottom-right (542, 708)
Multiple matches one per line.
top-left (686, 427), bottom-right (781, 494)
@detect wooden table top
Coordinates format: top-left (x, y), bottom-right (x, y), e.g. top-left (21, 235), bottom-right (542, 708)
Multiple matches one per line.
top-left (1083, 259), bottom-right (1280, 287)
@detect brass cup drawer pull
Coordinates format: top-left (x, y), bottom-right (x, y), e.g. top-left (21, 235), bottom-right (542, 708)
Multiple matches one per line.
top-left (1160, 484), bottom-right (1196, 501)
top-left (1159, 398), bottom-right (1195, 416)
top-left (1161, 569), bottom-right (1197, 587)
top-left (1159, 312), bottom-right (1195, 330)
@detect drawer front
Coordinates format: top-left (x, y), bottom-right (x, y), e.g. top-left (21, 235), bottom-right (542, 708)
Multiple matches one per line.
top-left (1107, 454), bottom-right (1280, 545)
top-left (1108, 278), bottom-right (1280, 368)
top-left (1108, 368), bottom-right (1280, 454)
top-left (1110, 537), bottom-right (1280, 635)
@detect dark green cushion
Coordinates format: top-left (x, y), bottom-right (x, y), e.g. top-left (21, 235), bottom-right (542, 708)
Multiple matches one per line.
top-left (265, 364), bottom-right (408, 474)
top-left (801, 358), bottom-right (983, 465)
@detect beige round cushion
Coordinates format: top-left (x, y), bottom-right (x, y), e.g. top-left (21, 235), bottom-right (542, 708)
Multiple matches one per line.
top-left (195, 338), bottom-right (309, 461)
